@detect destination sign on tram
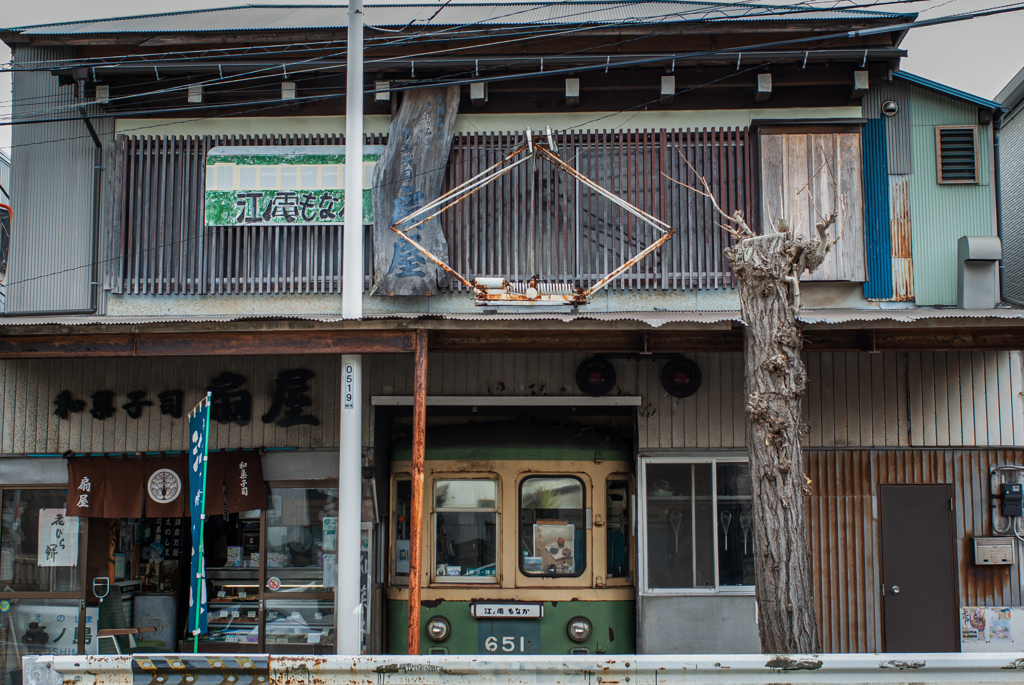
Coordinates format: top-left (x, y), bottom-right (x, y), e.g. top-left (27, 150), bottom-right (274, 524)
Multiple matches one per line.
top-left (470, 603), bottom-right (543, 619)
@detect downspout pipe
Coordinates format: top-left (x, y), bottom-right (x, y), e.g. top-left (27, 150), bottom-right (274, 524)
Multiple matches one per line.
top-left (1, 107), bottom-right (101, 317)
top-left (993, 107), bottom-right (1024, 307)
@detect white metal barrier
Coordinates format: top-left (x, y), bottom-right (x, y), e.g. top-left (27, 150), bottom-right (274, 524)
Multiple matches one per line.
top-left (19, 653), bottom-right (1024, 685)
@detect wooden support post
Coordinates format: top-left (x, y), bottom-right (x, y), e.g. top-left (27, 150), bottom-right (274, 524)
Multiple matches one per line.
top-left (407, 329), bottom-right (428, 654)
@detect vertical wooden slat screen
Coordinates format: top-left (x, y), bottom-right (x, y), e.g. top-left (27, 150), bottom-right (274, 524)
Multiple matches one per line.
top-left (115, 133), bottom-right (386, 295)
top-left (117, 128), bottom-right (752, 295)
top-left (441, 127), bottom-right (753, 292)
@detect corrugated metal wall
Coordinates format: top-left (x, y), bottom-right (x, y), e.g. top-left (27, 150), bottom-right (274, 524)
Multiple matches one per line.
top-left (861, 118), bottom-right (893, 299)
top-left (7, 47), bottom-right (111, 313)
top-left (807, 448), bottom-right (1024, 653)
top-left (906, 83), bottom-right (996, 305)
top-left (861, 82), bottom-right (915, 302)
top-left (0, 350), bottom-right (1019, 454)
top-left (999, 106), bottom-right (1024, 302)
top-left (862, 81), bottom-right (913, 175)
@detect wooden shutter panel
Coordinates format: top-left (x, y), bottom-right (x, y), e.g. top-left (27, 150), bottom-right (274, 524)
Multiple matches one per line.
top-left (759, 130), bottom-right (866, 282)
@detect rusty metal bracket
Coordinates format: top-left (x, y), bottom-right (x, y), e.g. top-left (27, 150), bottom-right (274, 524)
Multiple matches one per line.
top-left (389, 127), bottom-right (675, 306)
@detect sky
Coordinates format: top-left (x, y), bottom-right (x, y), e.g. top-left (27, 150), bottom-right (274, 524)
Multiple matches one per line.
top-left (2, 0), bottom-right (1023, 156)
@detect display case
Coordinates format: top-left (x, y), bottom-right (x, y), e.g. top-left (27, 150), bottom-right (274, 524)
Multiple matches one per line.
top-left (199, 568), bottom-right (261, 650)
top-left (264, 599), bottom-right (335, 653)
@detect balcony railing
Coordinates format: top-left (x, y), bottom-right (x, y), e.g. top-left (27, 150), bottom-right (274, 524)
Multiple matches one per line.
top-left (111, 128), bottom-right (756, 296)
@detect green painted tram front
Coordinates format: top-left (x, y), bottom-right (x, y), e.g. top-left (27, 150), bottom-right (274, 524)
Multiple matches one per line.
top-left (386, 423), bottom-right (637, 655)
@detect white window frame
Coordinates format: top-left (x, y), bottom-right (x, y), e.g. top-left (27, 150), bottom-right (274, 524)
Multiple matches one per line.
top-left (637, 451), bottom-right (754, 597)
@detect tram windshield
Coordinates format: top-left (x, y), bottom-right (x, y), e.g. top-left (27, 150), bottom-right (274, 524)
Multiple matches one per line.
top-left (519, 476), bottom-right (585, 577)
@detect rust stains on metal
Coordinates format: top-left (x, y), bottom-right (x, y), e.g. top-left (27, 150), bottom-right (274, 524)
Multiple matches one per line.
top-left (764, 656), bottom-right (823, 671)
top-left (0, 330), bottom-right (415, 358)
top-left (888, 176), bottom-right (914, 301)
top-left (880, 660), bottom-right (926, 670)
top-left (407, 329), bottom-right (429, 655)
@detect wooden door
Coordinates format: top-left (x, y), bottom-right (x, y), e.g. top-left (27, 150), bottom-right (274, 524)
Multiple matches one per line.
top-left (879, 484), bottom-right (959, 652)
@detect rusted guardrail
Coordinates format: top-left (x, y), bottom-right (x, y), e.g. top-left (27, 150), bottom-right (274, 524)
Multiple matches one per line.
top-left (21, 652), bottom-right (1024, 685)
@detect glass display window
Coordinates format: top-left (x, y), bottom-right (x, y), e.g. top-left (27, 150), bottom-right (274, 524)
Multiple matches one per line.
top-left (640, 457), bottom-right (754, 594)
top-left (432, 478), bottom-right (498, 582)
top-left (518, 476), bottom-right (586, 578)
top-left (1, 489), bottom-right (84, 593)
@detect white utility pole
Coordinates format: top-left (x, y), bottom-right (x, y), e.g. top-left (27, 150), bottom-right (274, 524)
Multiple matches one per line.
top-left (338, 0), bottom-right (364, 656)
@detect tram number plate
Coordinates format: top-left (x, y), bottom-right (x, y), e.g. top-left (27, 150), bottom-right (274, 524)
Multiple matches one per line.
top-left (478, 619), bottom-right (540, 654)
top-left (471, 603), bottom-right (542, 618)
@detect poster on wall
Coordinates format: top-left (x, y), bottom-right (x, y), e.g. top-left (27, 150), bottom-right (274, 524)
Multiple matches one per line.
top-left (204, 146), bottom-right (384, 227)
top-left (10, 604), bottom-right (99, 655)
top-left (36, 509), bottom-right (78, 567)
top-left (961, 606), bottom-right (1013, 643)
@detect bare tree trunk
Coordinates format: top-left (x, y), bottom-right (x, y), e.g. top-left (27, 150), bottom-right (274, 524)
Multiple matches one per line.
top-left (726, 232), bottom-right (820, 654)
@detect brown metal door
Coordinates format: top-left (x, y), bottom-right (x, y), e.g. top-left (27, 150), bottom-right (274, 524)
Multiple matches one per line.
top-left (879, 484), bottom-right (958, 652)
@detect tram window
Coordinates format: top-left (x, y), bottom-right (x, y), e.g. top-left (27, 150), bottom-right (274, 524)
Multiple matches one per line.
top-left (519, 476), bottom-right (585, 577)
top-left (433, 479), bottom-right (497, 581)
top-left (393, 479), bottom-right (411, 580)
top-left (606, 479), bottom-right (630, 579)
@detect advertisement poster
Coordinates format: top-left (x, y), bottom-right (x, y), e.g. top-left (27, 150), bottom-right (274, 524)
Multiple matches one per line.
top-left (11, 604), bottom-right (99, 655)
top-left (533, 523), bottom-right (575, 574)
top-left (961, 606), bottom-right (1013, 643)
top-left (36, 509), bottom-right (78, 567)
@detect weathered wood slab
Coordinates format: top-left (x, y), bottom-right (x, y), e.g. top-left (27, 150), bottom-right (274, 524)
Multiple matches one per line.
top-left (372, 86), bottom-right (460, 296)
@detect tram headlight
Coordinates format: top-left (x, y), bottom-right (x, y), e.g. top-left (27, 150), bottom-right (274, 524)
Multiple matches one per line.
top-left (566, 616), bottom-right (592, 642)
top-left (426, 616), bottom-right (451, 642)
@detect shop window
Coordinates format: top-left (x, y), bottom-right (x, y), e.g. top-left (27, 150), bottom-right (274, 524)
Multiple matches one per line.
top-left (433, 479), bottom-right (497, 581)
top-left (606, 478), bottom-right (631, 579)
top-left (519, 476), bottom-right (585, 577)
top-left (642, 459), bottom-right (753, 592)
top-left (1, 489), bottom-right (82, 593)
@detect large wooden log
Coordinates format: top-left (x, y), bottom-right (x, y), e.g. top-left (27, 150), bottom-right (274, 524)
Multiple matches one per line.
top-left (372, 86), bottom-right (460, 296)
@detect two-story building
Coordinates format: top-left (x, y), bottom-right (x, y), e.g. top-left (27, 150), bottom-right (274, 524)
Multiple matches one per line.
top-left (0, 2), bottom-right (1022, 668)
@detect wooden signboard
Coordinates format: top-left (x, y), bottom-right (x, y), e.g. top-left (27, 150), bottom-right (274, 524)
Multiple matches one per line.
top-left (372, 86), bottom-right (460, 296)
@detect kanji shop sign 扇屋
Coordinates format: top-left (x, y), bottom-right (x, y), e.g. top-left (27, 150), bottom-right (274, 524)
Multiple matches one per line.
top-left (204, 145), bottom-right (384, 226)
top-left (52, 369), bottom-right (319, 427)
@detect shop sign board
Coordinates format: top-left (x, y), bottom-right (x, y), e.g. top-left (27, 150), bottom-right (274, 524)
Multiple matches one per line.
top-left (204, 146), bottom-right (384, 227)
top-left (10, 604), bottom-right (99, 655)
top-left (36, 509), bottom-right (78, 567)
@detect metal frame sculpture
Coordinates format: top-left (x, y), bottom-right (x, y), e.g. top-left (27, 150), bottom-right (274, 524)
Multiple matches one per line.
top-left (389, 127), bottom-right (675, 306)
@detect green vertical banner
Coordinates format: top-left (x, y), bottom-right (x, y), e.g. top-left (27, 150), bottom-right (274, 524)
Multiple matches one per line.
top-left (187, 393), bottom-right (212, 651)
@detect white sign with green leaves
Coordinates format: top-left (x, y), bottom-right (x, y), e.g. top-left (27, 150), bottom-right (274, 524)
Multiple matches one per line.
top-left (204, 145), bottom-right (384, 226)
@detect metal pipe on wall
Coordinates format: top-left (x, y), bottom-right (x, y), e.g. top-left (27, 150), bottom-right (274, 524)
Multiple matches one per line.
top-left (407, 329), bottom-right (428, 654)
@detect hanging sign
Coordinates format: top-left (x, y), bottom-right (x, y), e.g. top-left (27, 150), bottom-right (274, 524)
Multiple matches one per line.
top-left (187, 395), bottom-right (211, 641)
top-left (372, 86), bottom-right (460, 296)
top-left (37, 509), bottom-right (78, 567)
top-left (204, 146), bottom-right (384, 226)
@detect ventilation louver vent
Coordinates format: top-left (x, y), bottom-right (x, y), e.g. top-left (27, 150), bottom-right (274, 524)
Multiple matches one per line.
top-left (936, 126), bottom-right (978, 184)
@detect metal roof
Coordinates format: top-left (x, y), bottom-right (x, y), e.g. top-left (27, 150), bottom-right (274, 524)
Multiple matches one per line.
top-left (0, 308), bottom-right (1022, 329)
top-left (12, 2), bottom-right (911, 35)
top-left (893, 71), bottom-right (1003, 112)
